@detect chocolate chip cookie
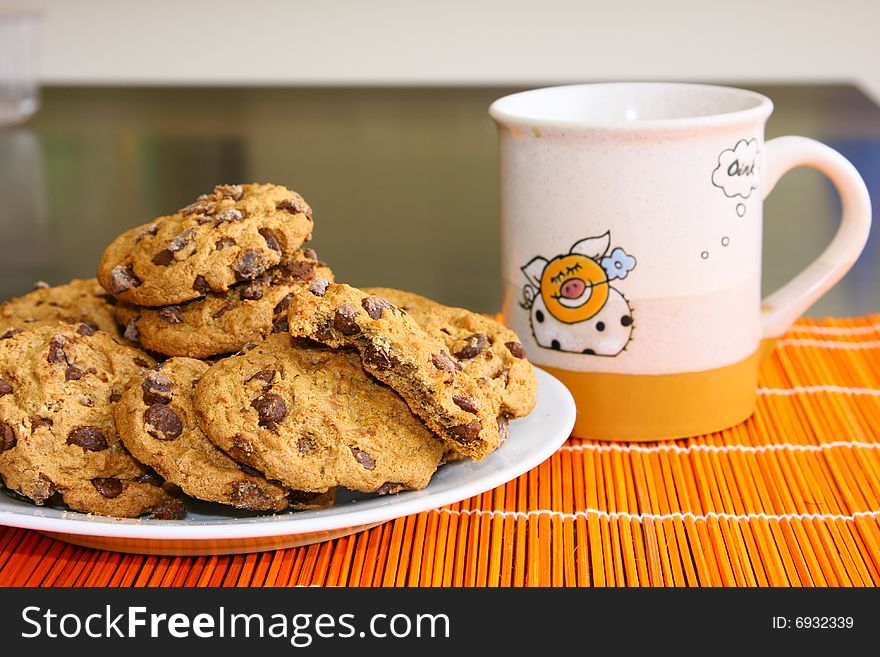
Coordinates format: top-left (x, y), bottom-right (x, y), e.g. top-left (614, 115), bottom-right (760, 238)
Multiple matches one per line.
top-left (193, 334), bottom-right (444, 494)
top-left (97, 183), bottom-right (314, 307)
top-left (113, 249), bottom-right (333, 358)
top-left (115, 357), bottom-right (334, 512)
top-left (287, 283), bottom-right (536, 460)
top-left (0, 279), bottom-right (123, 341)
top-left (0, 323), bottom-right (184, 518)
top-left (364, 287), bottom-right (536, 419)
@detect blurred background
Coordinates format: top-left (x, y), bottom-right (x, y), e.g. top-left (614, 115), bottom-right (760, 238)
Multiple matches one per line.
top-left (10, 0), bottom-right (880, 97)
top-left (0, 0), bottom-right (878, 313)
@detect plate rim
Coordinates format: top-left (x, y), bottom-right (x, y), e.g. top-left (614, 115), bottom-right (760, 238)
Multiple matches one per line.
top-left (0, 367), bottom-right (574, 542)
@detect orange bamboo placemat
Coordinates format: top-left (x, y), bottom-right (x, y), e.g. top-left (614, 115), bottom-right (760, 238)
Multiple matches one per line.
top-left (1, 315), bottom-right (879, 587)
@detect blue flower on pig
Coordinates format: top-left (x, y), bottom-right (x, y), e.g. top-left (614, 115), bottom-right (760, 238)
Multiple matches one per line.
top-left (601, 247), bottom-right (637, 281)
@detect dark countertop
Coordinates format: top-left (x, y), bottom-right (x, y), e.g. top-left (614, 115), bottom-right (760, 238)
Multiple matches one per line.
top-left (1, 84), bottom-right (878, 315)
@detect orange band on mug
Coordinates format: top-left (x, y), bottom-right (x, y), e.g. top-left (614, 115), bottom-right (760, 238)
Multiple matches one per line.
top-left (542, 344), bottom-right (770, 441)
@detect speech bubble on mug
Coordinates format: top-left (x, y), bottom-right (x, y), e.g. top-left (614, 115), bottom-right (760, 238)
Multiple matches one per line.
top-left (712, 138), bottom-right (760, 199)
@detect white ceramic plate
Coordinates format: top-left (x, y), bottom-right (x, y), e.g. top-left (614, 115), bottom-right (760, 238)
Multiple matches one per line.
top-left (0, 368), bottom-right (574, 555)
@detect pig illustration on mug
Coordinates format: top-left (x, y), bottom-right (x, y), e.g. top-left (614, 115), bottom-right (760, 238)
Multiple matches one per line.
top-left (520, 232), bottom-right (636, 356)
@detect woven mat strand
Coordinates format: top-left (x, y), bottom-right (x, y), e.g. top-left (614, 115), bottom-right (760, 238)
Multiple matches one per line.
top-left (1, 315), bottom-right (879, 587)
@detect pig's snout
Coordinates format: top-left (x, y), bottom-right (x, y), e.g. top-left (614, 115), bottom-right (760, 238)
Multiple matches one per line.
top-left (560, 278), bottom-right (586, 299)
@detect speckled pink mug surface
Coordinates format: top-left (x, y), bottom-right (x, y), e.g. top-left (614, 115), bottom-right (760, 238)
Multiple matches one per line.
top-left (490, 83), bottom-right (871, 440)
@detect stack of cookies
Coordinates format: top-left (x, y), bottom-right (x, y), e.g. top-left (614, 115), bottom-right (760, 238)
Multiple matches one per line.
top-left (0, 183), bottom-right (537, 519)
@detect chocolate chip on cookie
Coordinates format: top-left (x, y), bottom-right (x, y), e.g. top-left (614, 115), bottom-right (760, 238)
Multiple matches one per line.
top-left (147, 497), bottom-right (187, 520)
top-left (192, 275), bottom-right (211, 292)
top-left (364, 343), bottom-right (393, 370)
top-left (215, 208), bottom-right (244, 223)
top-left (432, 351), bottom-right (461, 373)
top-left (259, 228), bottom-right (282, 252)
top-left (375, 482), bottom-right (403, 495)
top-left (211, 302), bottom-right (234, 320)
top-left (240, 281), bottom-right (264, 301)
top-left (251, 393), bottom-right (287, 431)
top-left (276, 197), bottom-right (311, 219)
top-left (248, 369), bottom-right (276, 387)
top-left (181, 199), bottom-right (216, 217)
top-left (144, 405), bottom-right (183, 441)
top-left (157, 306), bottom-right (184, 324)
top-left (151, 249), bottom-right (174, 266)
top-left (447, 421), bottom-right (482, 445)
top-left (135, 224), bottom-right (159, 242)
top-left (67, 426), bottom-right (109, 451)
top-left (92, 477), bottom-right (124, 499)
top-left (108, 265), bottom-right (141, 294)
top-left (0, 422), bottom-right (16, 452)
top-left (76, 322), bottom-right (98, 337)
top-left (229, 481), bottom-right (273, 508)
top-left (497, 415), bottom-right (510, 443)
top-left (123, 319), bottom-right (140, 342)
top-left (454, 333), bottom-right (489, 360)
top-left (452, 394), bottom-right (481, 414)
top-left (309, 279), bottom-right (330, 296)
top-left (361, 295), bottom-right (394, 320)
top-left (215, 184), bottom-right (243, 201)
top-left (333, 304), bottom-right (361, 336)
top-left (142, 372), bottom-right (173, 405)
top-left (273, 295), bottom-right (293, 316)
top-left (231, 249), bottom-right (268, 281)
top-left (350, 447), bottom-right (377, 470)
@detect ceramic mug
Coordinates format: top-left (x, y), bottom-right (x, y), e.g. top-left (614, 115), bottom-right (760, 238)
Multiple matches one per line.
top-left (490, 82), bottom-right (872, 441)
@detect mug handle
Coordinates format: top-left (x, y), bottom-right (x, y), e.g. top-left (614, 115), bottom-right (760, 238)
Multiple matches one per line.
top-left (761, 136), bottom-right (872, 339)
